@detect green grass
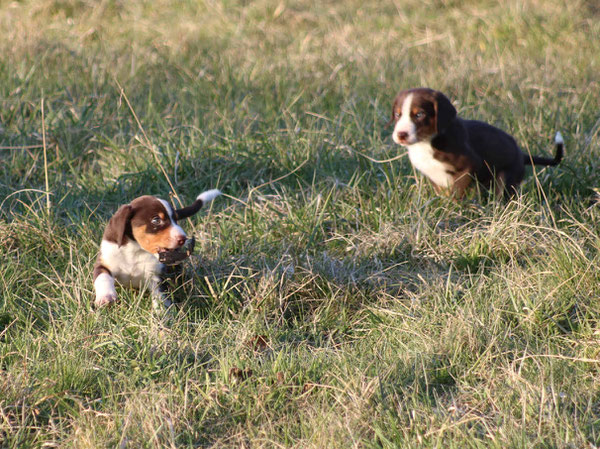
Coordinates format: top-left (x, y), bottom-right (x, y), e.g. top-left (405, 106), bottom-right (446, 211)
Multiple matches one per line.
top-left (2, 0), bottom-right (600, 447)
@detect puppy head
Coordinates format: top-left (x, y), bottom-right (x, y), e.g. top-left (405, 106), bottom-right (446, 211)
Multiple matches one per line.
top-left (388, 88), bottom-right (457, 145)
top-left (107, 196), bottom-right (187, 254)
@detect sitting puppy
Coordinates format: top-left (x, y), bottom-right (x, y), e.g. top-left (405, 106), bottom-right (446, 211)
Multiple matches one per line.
top-left (388, 87), bottom-right (563, 198)
top-left (93, 189), bottom-right (221, 310)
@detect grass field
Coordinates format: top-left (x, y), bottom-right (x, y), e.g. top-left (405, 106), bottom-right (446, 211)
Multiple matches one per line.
top-left (2, 0), bottom-right (600, 447)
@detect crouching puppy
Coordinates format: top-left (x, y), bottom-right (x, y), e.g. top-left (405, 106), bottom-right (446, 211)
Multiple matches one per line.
top-left (93, 189), bottom-right (221, 310)
top-left (388, 87), bottom-right (563, 199)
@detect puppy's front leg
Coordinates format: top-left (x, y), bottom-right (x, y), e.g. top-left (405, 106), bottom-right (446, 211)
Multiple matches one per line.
top-left (432, 182), bottom-right (448, 196)
top-left (94, 266), bottom-right (117, 307)
top-left (150, 276), bottom-right (173, 311)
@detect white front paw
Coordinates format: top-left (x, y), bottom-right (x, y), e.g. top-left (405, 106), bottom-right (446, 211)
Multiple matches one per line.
top-left (95, 292), bottom-right (117, 308)
top-left (94, 272), bottom-right (117, 308)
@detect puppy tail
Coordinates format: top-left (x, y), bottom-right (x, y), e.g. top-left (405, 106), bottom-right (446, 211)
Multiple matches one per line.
top-left (524, 132), bottom-right (564, 166)
top-left (173, 189), bottom-right (221, 220)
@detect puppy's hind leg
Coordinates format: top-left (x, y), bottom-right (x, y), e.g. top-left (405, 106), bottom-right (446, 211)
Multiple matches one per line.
top-left (494, 171), bottom-right (507, 199)
top-left (502, 166), bottom-right (525, 200)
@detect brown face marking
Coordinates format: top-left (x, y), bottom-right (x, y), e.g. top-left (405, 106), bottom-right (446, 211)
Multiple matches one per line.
top-left (132, 226), bottom-right (174, 254)
top-left (389, 89), bottom-right (435, 143)
top-left (387, 91), bottom-right (409, 128)
top-left (126, 196), bottom-right (181, 254)
top-left (389, 88), bottom-right (456, 141)
top-left (409, 94), bottom-right (437, 141)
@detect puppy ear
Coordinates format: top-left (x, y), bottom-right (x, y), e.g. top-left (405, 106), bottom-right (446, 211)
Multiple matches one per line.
top-left (107, 204), bottom-right (133, 247)
top-left (434, 91), bottom-right (457, 134)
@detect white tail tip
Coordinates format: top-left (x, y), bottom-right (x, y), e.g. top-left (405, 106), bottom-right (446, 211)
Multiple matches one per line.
top-left (555, 131), bottom-right (564, 145)
top-left (197, 189), bottom-right (221, 204)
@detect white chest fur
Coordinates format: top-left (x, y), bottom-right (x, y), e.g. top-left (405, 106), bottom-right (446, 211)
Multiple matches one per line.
top-left (407, 142), bottom-right (454, 188)
top-left (100, 240), bottom-right (163, 288)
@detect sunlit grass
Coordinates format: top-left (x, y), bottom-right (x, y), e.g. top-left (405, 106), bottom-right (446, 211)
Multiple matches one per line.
top-left (2, 0), bottom-right (600, 447)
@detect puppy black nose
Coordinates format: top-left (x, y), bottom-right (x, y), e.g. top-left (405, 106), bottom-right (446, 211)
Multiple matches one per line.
top-left (397, 131), bottom-right (408, 141)
top-left (176, 236), bottom-right (186, 247)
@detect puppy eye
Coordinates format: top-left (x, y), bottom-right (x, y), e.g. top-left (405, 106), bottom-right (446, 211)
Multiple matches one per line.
top-left (394, 112), bottom-right (401, 119)
top-left (415, 111), bottom-right (425, 119)
top-left (151, 217), bottom-right (162, 226)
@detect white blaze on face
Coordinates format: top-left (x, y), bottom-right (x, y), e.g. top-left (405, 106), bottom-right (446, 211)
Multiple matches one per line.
top-left (392, 93), bottom-right (418, 145)
top-left (158, 199), bottom-right (186, 245)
